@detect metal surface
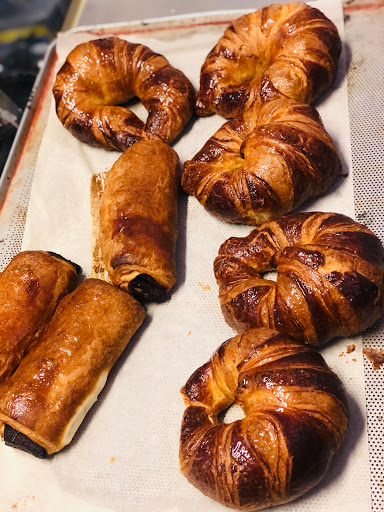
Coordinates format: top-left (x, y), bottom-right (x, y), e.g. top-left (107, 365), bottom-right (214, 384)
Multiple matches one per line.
top-left (0, 40), bottom-right (57, 266)
top-left (344, 4), bottom-right (384, 510)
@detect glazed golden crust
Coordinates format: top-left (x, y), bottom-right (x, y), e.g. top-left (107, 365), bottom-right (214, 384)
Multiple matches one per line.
top-left (180, 327), bottom-right (348, 511)
top-left (182, 98), bottom-right (342, 224)
top-left (0, 251), bottom-right (78, 383)
top-left (0, 278), bottom-right (146, 455)
top-left (100, 140), bottom-right (179, 302)
top-left (214, 212), bottom-right (384, 346)
top-left (196, 2), bottom-right (341, 118)
top-left (53, 37), bottom-right (195, 151)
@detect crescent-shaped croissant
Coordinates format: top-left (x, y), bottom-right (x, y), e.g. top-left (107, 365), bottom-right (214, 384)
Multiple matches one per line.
top-left (196, 2), bottom-right (341, 118)
top-left (180, 327), bottom-right (348, 511)
top-left (53, 37), bottom-right (195, 150)
top-left (214, 212), bottom-right (384, 346)
top-left (182, 98), bottom-right (342, 225)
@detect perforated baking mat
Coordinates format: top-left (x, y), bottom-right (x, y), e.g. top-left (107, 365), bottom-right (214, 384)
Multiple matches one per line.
top-left (0, 1), bottom-right (383, 511)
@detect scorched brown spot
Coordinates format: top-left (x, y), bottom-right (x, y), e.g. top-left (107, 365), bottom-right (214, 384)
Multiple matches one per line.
top-left (363, 348), bottom-right (384, 371)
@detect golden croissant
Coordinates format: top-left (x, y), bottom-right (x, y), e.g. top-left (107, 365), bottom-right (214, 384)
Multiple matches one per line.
top-left (53, 37), bottom-right (195, 151)
top-left (196, 2), bottom-right (341, 118)
top-left (214, 212), bottom-right (384, 345)
top-left (180, 327), bottom-right (348, 510)
top-left (182, 98), bottom-right (342, 224)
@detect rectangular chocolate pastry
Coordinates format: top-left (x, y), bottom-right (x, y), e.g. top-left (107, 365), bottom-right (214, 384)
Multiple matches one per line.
top-left (99, 139), bottom-right (179, 302)
top-left (0, 278), bottom-right (145, 457)
top-left (0, 250), bottom-right (78, 383)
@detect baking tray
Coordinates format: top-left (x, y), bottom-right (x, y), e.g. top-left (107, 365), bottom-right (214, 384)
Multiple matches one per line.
top-left (0, 3), bottom-right (383, 511)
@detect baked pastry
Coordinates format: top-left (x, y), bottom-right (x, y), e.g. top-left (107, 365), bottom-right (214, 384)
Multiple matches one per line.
top-left (180, 327), bottom-right (348, 511)
top-left (99, 140), bottom-right (179, 302)
top-left (196, 2), bottom-right (341, 118)
top-left (182, 98), bottom-right (342, 224)
top-left (53, 37), bottom-right (195, 151)
top-left (0, 251), bottom-right (78, 383)
top-left (0, 278), bottom-right (145, 457)
top-left (214, 212), bottom-right (384, 346)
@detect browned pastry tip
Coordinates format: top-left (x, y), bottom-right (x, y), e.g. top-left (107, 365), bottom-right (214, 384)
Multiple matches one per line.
top-left (100, 139), bottom-right (179, 302)
top-left (0, 250), bottom-right (78, 383)
top-left (214, 212), bottom-right (384, 346)
top-left (182, 98), bottom-right (342, 224)
top-left (180, 327), bottom-right (349, 511)
top-left (53, 37), bottom-right (195, 151)
top-left (0, 278), bottom-right (146, 456)
top-left (196, 2), bottom-right (341, 118)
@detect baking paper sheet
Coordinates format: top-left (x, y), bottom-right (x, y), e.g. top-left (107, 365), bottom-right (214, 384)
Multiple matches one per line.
top-left (1, 1), bottom-right (371, 510)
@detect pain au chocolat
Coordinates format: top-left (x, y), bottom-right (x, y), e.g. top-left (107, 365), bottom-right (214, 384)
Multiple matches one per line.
top-left (0, 279), bottom-right (145, 457)
top-left (0, 251), bottom-right (78, 383)
top-left (214, 212), bottom-right (384, 346)
top-left (99, 140), bottom-right (179, 302)
top-left (180, 327), bottom-right (348, 511)
top-left (182, 98), bottom-right (342, 224)
top-left (196, 2), bottom-right (341, 118)
top-left (53, 37), bottom-right (195, 151)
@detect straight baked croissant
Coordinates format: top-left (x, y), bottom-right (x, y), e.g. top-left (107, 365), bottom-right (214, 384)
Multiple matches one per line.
top-left (196, 2), bottom-right (341, 118)
top-left (180, 327), bottom-right (348, 510)
top-left (53, 37), bottom-right (195, 151)
top-left (182, 98), bottom-right (342, 224)
top-left (214, 212), bottom-right (384, 346)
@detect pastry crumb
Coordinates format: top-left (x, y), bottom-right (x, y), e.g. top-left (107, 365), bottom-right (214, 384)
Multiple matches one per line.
top-left (109, 456), bottom-right (115, 463)
top-left (198, 282), bottom-right (211, 291)
top-left (346, 344), bottom-right (356, 354)
top-left (363, 347), bottom-right (384, 371)
top-left (339, 352), bottom-right (345, 357)
top-left (352, 358), bottom-right (356, 362)
top-left (187, 331), bottom-right (191, 336)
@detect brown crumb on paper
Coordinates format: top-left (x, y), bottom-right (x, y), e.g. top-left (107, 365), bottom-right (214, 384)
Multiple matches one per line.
top-left (12, 505), bottom-right (17, 510)
top-left (346, 344), bottom-right (356, 354)
top-left (109, 456), bottom-right (115, 463)
top-left (198, 282), bottom-right (211, 291)
top-left (188, 331), bottom-right (191, 336)
top-left (339, 352), bottom-right (345, 357)
top-left (363, 347), bottom-right (384, 371)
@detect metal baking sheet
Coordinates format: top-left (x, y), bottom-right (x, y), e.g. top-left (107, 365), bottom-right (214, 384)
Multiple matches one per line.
top-left (0, 3), bottom-right (383, 511)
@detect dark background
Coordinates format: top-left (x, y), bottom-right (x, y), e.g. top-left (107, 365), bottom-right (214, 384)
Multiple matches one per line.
top-left (0, 0), bottom-right (71, 173)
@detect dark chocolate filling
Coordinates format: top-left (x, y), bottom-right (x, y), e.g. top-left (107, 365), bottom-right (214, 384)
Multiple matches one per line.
top-left (4, 424), bottom-right (47, 459)
top-left (128, 273), bottom-right (168, 303)
top-left (47, 251), bottom-right (82, 275)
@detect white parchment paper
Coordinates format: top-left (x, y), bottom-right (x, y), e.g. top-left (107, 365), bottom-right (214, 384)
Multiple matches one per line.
top-left (0, 1), bottom-right (371, 511)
